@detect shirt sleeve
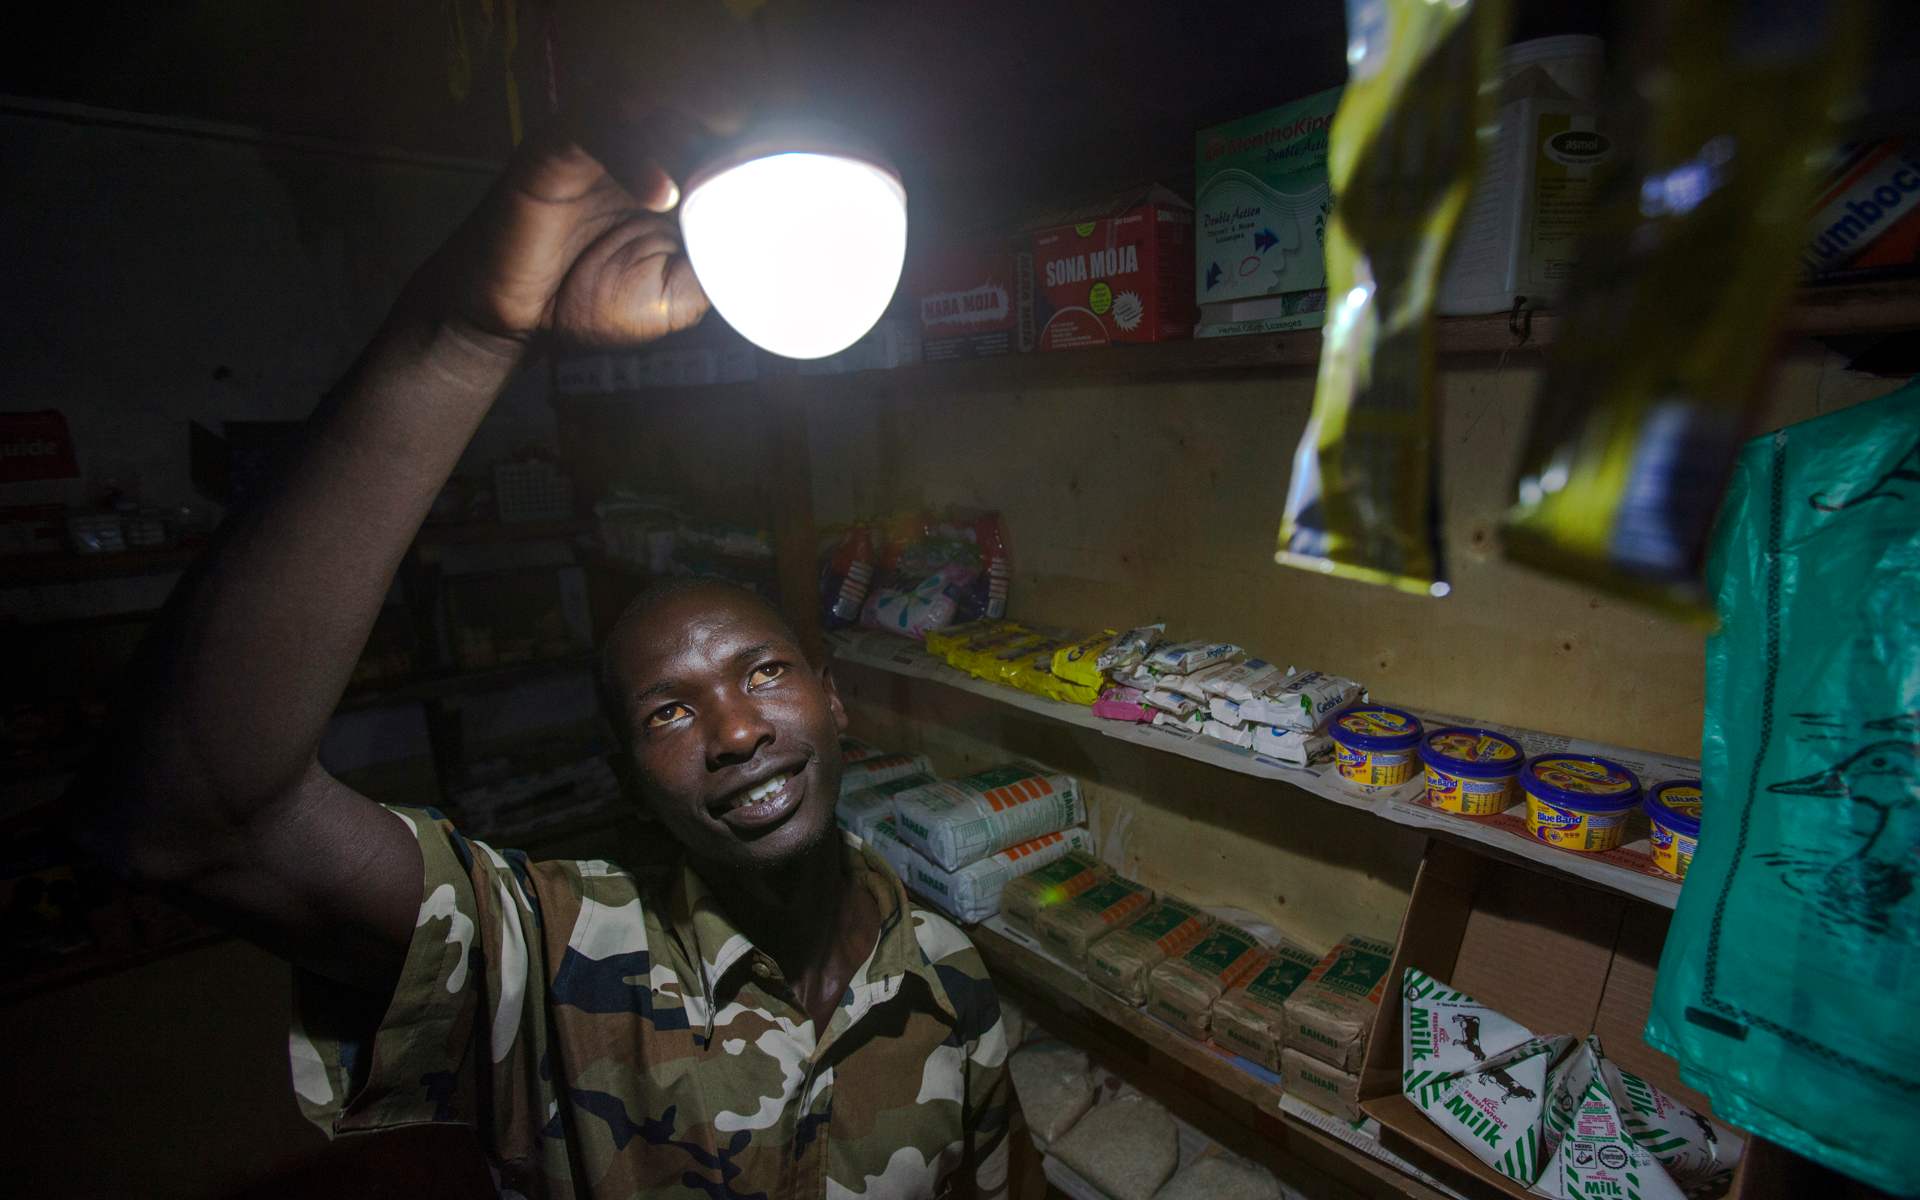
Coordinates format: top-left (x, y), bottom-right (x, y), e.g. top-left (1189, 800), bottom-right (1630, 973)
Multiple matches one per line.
top-left (288, 805), bottom-right (555, 1167)
top-left (964, 990), bottom-right (1015, 1200)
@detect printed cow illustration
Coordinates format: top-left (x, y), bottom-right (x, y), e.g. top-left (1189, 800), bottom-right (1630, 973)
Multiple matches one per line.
top-left (1452, 1013), bottom-right (1488, 1060)
top-left (1478, 1065), bottom-right (1536, 1103)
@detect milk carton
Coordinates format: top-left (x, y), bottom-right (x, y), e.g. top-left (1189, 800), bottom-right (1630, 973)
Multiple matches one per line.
top-left (1194, 88), bottom-right (1341, 338)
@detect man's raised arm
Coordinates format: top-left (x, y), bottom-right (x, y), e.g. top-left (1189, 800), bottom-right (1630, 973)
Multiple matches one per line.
top-left (68, 119), bottom-right (709, 996)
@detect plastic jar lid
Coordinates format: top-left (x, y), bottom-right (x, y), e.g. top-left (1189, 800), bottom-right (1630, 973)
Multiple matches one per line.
top-left (1419, 728), bottom-right (1526, 779)
top-left (1329, 705), bottom-right (1423, 753)
top-left (1644, 780), bottom-right (1703, 837)
top-left (1520, 754), bottom-right (1643, 813)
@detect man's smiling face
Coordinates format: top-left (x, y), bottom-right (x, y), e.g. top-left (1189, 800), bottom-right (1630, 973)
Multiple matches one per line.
top-left (604, 583), bottom-right (847, 872)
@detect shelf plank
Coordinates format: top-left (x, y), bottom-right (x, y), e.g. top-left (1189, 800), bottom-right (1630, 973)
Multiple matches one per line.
top-left (973, 919), bottom-right (1465, 1200)
top-left (0, 545), bottom-right (202, 585)
top-left (549, 280), bottom-right (1920, 413)
top-left (828, 630), bottom-right (1687, 909)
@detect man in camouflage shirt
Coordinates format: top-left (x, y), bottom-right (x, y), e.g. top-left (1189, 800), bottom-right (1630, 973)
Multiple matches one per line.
top-left (79, 98), bottom-right (1013, 1199)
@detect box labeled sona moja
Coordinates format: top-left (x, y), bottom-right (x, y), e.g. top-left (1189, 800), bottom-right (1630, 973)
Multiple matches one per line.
top-left (1030, 186), bottom-right (1194, 349)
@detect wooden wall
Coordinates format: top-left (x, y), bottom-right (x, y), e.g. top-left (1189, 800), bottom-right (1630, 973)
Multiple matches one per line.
top-left (806, 347), bottom-right (1898, 759)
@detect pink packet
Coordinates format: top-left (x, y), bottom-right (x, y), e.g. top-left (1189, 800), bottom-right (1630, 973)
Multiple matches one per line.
top-left (1093, 686), bottom-right (1156, 723)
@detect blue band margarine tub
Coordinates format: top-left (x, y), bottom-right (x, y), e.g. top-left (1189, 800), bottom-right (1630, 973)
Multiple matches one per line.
top-left (1418, 727), bottom-right (1525, 816)
top-left (1645, 779), bottom-right (1702, 878)
top-left (1520, 754), bottom-right (1642, 852)
top-left (1329, 705), bottom-right (1424, 790)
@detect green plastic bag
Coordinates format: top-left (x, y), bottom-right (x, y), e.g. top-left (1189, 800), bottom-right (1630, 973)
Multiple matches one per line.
top-left (1647, 381), bottom-right (1920, 1193)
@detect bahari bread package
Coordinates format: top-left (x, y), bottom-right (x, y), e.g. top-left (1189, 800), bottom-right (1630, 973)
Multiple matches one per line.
top-left (1000, 848), bottom-right (1110, 932)
top-left (1085, 896), bottom-right (1215, 1004)
top-left (1146, 922), bottom-right (1271, 1039)
top-left (1282, 932), bottom-right (1395, 1071)
top-left (1035, 876), bottom-right (1156, 966)
top-left (1209, 941), bottom-right (1323, 1071)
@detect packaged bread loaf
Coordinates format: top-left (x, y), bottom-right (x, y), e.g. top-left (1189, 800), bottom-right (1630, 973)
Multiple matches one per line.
top-left (905, 826), bottom-right (1094, 924)
top-left (1146, 923), bottom-right (1270, 1040)
top-left (1007, 1039), bottom-right (1096, 1146)
top-left (1049, 1087), bottom-right (1180, 1200)
top-left (891, 763), bottom-right (1084, 871)
top-left (836, 771), bottom-right (936, 840)
top-left (1210, 941), bottom-right (1322, 1071)
top-left (1085, 896), bottom-right (1214, 1004)
top-left (1034, 876), bottom-right (1156, 966)
top-left (1282, 932), bottom-right (1395, 1071)
top-left (1282, 1046), bottom-right (1363, 1121)
top-left (1000, 849), bottom-right (1110, 932)
top-left (840, 750), bottom-right (934, 793)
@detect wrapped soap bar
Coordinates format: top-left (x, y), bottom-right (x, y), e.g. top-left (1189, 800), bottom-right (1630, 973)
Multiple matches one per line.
top-left (1147, 923), bottom-right (1270, 1039)
top-left (1144, 689), bottom-right (1199, 718)
top-left (1000, 848), bottom-right (1110, 932)
top-left (1152, 709), bottom-right (1207, 736)
top-left (1035, 876), bottom-right (1157, 966)
top-left (1237, 670), bottom-right (1362, 731)
top-left (1093, 686), bottom-right (1156, 724)
top-left (1211, 942), bottom-right (1323, 1070)
top-left (837, 771), bottom-right (937, 840)
top-left (1201, 658), bottom-right (1287, 702)
top-left (1203, 719), bottom-right (1255, 749)
top-left (1086, 897), bottom-right (1215, 1004)
top-left (1251, 726), bottom-right (1333, 766)
top-left (1159, 660), bottom-right (1241, 702)
top-left (1145, 639), bottom-right (1241, 675)
top-left (1096, 623), bottom-right (1165, 673)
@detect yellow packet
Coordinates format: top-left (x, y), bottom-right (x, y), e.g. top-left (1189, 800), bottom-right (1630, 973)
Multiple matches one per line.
top-left (1502, 0), bottom-right (1869, 620)
top-left (1276, 0), bottom-right (1510, 597)
top-left (940, 623), bottom-right (1030, 674)
top-left (925, 619), bottom-right (1013, 662)
top-left (1050, 630), bottom-right (1117, 690)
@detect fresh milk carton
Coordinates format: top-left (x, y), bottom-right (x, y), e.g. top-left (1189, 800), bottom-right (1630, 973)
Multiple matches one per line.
top-left (1194, 87), bottom-right (1341, 338)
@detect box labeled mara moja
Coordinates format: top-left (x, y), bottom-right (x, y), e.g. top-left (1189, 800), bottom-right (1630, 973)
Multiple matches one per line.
top-left (1030, 185), bottom-right (1194, 349)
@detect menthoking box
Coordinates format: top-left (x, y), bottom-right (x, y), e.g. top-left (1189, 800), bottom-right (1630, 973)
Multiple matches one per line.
top-left (1194, 87), bottom-right (1341, 338)
top-left (914, 242), bottom-right (1035, 361)
top-left (1030, 185), bottom-right (1194, 349)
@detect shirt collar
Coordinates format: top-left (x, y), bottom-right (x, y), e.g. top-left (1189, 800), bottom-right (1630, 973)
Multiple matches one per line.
top-left (668, 834), bottom-right (958, 1023)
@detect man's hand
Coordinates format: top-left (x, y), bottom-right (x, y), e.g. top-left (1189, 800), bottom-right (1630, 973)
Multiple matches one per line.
top-left (424, 114), bottom-right (714, 354)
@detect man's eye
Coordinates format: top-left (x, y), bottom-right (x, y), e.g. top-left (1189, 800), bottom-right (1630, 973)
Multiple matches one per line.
top-left (646, 703), bottom-right (691, 730)
top-left (748, 663), bottom-right (787, 689)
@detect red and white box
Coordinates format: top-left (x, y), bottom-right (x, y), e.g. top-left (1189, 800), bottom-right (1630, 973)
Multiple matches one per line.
top-left (1031, 186), bottom-right (1195, 350)
top-left (914, 244), bottom-right (1035, 362)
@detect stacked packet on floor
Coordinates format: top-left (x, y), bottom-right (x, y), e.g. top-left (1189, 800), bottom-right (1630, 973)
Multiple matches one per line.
top-left (1280, 933), bottom-right (1395, 1119)
top-left (1398, 968), bottom-right (1741, 1198)
top-left (1210, 668), bottom-right (1362, 767)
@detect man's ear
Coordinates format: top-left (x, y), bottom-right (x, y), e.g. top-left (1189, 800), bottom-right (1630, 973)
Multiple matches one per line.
top-left (818, 662), bottom-right (849, 734)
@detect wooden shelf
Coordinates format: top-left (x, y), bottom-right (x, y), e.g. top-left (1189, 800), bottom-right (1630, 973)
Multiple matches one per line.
top-left (974, 919), bottom-right (1464, 1200)
top-left (0, 545), bottom-right (203, 585)
top-left (550, 280), bottom-right (1920, 412)
top-left (829, 630), bottom-right (1691, 909)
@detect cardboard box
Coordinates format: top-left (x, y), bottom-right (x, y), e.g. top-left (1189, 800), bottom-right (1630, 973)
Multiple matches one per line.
top-left (1031, 186), bottom-right (1195, 348)
top-left (915, 243), bottom-right (1035, 361)
top-left (1194, 89), bottom-right (1340, 337)
top-left (1282, 932), bottom-right (1395, 1071)
top-left (1357, 841), bottom-right (1724, 1200)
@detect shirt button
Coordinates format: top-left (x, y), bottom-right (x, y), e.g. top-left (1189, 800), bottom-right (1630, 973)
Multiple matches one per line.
top-left (752, 961), bottom-right (772, 979)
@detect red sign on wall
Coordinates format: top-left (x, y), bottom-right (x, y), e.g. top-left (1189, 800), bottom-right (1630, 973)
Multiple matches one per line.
top-left (0, 411), bottom-right (80, 484)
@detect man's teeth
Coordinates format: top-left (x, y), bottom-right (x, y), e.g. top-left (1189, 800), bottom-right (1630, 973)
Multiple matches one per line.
top-left (730, 771), bottom-right (793, 811)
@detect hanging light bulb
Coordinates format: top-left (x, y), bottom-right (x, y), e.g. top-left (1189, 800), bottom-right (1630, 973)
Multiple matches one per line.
top-left (678, 128), bottom-right (907, 360)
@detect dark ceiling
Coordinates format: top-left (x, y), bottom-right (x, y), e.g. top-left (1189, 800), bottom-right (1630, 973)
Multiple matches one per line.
top-left (4, 1), bottom-right (1913, 236)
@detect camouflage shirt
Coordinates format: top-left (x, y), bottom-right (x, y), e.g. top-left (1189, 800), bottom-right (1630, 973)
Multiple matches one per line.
top-left (289, 807), bottom-right (1012, 1199)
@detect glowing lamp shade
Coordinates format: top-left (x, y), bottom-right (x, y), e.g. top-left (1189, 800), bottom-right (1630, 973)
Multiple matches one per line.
top-left (679, 150), bottom-right (907, 360)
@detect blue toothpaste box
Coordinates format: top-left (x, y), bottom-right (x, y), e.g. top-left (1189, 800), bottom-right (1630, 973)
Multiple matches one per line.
top-left (1195, 87), bottom-right (1342, 338)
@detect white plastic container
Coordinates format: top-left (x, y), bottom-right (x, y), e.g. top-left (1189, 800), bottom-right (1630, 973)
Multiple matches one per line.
top-left (1436, 35), bottom-right (1608, 316)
